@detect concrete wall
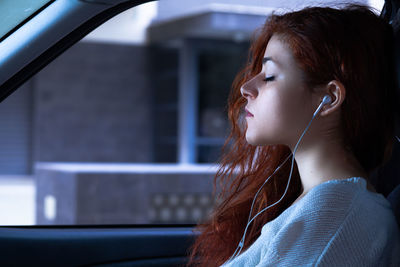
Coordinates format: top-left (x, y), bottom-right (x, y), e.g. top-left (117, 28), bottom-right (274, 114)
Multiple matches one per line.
top-left (33, 42), bottom-right (157, 163)
top-left (0, 81), bottom-right (33, 174)
top-left (35, 163), bottom-right (217, 225)
top-left (156, 0), bottom-right (370, 22)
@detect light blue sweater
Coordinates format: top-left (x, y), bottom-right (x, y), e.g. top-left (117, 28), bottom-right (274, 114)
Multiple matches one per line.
top-left (220, 177), bottom-right (400, 266)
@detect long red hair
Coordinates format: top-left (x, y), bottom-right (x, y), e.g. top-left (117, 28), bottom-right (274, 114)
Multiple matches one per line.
top-left (187, 4), bottom-right (398, 266)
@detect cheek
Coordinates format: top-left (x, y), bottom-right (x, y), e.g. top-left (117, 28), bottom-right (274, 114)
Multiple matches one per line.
top-left (246, 89), bottom-right (310, 145)
top-left (246, 94), bottom-right (289, 144)
top-left (257, 91), bottom-right (291, 126)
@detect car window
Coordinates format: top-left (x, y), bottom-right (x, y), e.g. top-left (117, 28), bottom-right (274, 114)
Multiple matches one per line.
top-left (0, 0), bottom-right (384, 226)
top-left (0, 0), bottom-right (52, 41)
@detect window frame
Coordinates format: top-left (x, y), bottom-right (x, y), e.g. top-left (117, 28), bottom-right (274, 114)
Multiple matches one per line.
top-left (0, 0), bottom-right (151, 103)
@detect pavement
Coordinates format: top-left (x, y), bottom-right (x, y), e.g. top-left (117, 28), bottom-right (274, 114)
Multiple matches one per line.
top-left (0, 176), bottom-right (35, 225)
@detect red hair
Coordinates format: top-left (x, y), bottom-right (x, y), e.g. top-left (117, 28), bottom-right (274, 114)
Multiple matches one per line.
top-left (187, 4), bottom-right (397, 266)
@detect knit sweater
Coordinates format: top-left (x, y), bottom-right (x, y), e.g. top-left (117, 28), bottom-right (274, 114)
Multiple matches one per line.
top-left (220, 177), bottom-right (400, 266)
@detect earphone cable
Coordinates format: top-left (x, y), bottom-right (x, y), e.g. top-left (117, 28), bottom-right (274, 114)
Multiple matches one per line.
top-left (227, 153), bottom-right (293, 261)
top-left (229, 104), bottom-right (321, 260)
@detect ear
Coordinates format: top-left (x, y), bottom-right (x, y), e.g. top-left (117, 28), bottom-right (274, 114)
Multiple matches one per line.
top-left (319, 80), bottom-right (345, 116)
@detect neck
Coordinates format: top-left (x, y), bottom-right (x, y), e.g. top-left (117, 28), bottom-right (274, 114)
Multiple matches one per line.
top-left (292, 137), bottom-right (368, 195)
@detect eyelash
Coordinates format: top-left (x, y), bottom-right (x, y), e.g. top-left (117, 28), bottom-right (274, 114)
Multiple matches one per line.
top-left (263, 76), bottom-right (275, 82)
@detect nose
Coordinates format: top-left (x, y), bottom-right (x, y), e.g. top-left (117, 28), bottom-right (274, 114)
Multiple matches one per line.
top-left (240, 76), bottom-right (258, 99)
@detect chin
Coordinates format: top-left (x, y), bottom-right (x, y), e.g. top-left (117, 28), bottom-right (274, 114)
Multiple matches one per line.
top-left (245, 139), bottom-right (259, 146)
top-left (245, 133), bottom-right (266, 146)
top-left (245, 132), bottom-right (281, 147)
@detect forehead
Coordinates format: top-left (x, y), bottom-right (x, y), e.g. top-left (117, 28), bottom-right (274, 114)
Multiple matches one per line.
top-left (263, 35), bottom-right (297, 68)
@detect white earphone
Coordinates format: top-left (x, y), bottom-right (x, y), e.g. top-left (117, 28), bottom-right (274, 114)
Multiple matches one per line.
top-left (313, 95), bottom-right (332, 117)
top-left (227, 95), bottom-right (332, 262)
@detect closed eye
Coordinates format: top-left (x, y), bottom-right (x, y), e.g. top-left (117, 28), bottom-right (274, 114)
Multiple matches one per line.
top-left (263, 76), bottom-right (275, 82)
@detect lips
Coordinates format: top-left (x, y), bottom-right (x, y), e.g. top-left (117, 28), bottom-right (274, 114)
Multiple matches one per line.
top-left (245, 107), bottom-right (254, 117)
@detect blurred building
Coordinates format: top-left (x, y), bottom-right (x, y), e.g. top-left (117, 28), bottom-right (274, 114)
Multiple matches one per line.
top-left (1, 0), bottom-right (386, 225)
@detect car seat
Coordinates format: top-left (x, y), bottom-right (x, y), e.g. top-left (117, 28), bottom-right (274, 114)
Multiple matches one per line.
top-left (387, 184), bottom-right (400, 226)
top-left (382, 0), bottom-right (400, 226)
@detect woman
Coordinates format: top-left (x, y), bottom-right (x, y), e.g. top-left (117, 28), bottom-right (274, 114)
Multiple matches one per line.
top-left (188, 4), bottom-right (400, 267)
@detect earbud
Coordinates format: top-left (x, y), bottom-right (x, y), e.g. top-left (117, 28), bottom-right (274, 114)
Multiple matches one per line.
top-left (228, 93), bottom-right (334, 262)
top-left (321, 95), bottom-right (332, 105)
top-left (313, 95), bottom-right (332, 117)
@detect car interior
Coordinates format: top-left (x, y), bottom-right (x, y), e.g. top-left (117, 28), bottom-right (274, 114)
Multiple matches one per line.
top-left (0, 0), bottom-right (399, 266)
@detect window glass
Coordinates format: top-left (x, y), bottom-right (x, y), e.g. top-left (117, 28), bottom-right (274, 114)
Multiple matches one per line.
top-left (197, 47), bottom-right (248, 163)
top-left (1, 0), bottom-right (381, 226)
top-left (0, 0), bottom-right (52, 41)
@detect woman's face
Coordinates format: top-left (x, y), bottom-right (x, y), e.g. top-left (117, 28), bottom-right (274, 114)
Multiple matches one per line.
top-left (241, 34), bottom-right (315, 148)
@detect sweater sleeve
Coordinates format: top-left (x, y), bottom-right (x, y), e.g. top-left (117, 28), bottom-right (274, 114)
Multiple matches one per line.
top-left (256, 190), bottom-right (400, 267)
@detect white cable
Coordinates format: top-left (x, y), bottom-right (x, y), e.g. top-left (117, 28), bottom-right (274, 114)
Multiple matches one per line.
top-left (228, 103), bottom-right (323, 261)
top-left (228, 153), bottom-right (292, 260)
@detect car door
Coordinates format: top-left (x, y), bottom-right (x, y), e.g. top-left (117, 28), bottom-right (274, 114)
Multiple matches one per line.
top-left (0, 0), bottom-right (399, 266)
top-left (0, 0), bottom-right (199, 266)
